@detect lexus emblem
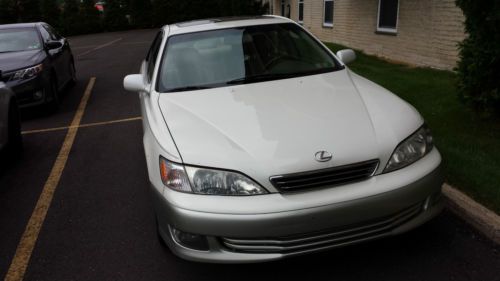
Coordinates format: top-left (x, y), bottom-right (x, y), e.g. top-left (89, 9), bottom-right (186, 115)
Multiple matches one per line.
top-left (315, 151), bottom-right (333, 162)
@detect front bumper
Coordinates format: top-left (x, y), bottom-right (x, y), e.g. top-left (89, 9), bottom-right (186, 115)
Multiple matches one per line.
top-left (152, 150), bottom-right (444, 263)
top-left (4, 75), bottom-right (48, 108)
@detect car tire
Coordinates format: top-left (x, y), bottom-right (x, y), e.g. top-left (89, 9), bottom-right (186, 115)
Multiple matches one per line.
top-left (45, 77), bottom-right (59, 112)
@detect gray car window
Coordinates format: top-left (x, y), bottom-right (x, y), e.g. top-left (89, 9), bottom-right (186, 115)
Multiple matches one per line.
top-left (0, 28), bottom-right (42, 52)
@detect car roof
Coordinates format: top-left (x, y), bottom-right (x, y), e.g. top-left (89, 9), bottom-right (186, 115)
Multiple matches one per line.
top-left (0, 22), bottom-right (42, 30)
top-left (164, 15), bottom-right (293, 36)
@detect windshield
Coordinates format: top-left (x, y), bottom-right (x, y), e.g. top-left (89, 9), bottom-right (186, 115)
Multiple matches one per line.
top-left (158, 23), bottom-right (342, 92)
top-left (0, 28), bottom-right (42, 53)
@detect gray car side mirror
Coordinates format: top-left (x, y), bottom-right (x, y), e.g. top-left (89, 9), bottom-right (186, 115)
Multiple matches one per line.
top-left (46, 41), bottom-right (63, 50)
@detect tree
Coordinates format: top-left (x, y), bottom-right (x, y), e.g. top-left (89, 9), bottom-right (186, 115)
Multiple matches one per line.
top-left (151, 0), bottom-right (268, 27)
top-left (18, 0), bottom-right (41, 22)
top-left (129, 0), bottom-right (152, 28)
top-left (151, 0), bottom-right (164, 26)
top-left (104, 0), bottom-right (129, 31)
top-left (79, 0), bottom-right (102, 34)
top-left (0, 0), bottom-right (18, 24)
top-left (217, 0), bottom-right (268, 17)
top-left (40, 0), bottom-right (60, 28)
top-left (455, 0), bottom-right (500, 116)
top-left (60, 0), bottom-right (81, 35)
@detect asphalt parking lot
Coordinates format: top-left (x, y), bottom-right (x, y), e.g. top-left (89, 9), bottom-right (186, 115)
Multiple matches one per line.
top-left (0, 29), bottom-right (499, 281)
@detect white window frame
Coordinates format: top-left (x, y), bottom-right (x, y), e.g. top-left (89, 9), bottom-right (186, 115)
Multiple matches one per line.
top-left (298, 0), bottom-right (304, 24)
top-left (323, 0), bottom-right (334, 27)
top-left (376, 0), bottom-right (399, 33)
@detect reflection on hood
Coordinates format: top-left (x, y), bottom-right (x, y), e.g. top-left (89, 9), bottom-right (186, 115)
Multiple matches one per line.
top-left (0, 50), bottom-right (45, 73)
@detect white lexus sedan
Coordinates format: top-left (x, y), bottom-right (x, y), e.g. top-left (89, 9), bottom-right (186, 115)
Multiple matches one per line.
top-left (124, 16), bottom-right (444, 263)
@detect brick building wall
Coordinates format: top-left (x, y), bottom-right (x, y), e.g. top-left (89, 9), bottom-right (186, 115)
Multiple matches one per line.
top-left (271, 0), bottom-right (465, 70)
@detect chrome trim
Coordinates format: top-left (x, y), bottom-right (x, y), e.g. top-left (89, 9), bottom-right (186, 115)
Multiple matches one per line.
top-left (222, 203), bottom-right (422, 254)
top-left (270, 159), bottom-right (380, 192)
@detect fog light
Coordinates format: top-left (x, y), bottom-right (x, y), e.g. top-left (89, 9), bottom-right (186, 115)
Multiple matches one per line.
top-left (33, 91), bottom-right (43, 100)
top-left (169, 226), bottom-right (209, 251)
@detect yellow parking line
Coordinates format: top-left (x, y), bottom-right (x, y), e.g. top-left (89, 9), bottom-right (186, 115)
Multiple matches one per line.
top-left (21, 116), bottom-right (142, 135)
top-left (4, 77), bottom-right (96, 281)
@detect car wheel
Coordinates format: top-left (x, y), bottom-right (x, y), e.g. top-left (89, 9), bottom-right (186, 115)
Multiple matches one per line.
top-left (7, 102), bottom-right (23, 157)
top-left (45, 77), bottom-right (59, 112)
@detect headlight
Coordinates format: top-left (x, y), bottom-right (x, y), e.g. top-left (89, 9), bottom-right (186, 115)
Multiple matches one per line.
top-left (159, 157), bottom-right (268, 196)
top-left (12, 64), bottom-right (43, 81)
top-left (384, 125), bottom-right (434, 173)
top-left (185, 166), bottom-right (268, 195)
top-left (159, 157), bottom-right (192, 193)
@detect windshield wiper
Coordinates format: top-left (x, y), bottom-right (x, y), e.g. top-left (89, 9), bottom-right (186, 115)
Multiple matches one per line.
top-left (166, 85), bottom-right (212, 92)
top-left (226, 73), bottom-right (298, 85)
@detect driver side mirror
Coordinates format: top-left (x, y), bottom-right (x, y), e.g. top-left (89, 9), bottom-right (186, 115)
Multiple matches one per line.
top-left (336, 49), bottom-right (356, 65)
top-left (123, 74), bottom-right (148, 93)
top-left (45, 41), bottom-right (63, 50)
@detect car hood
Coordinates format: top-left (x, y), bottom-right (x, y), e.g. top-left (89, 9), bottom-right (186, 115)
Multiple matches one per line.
top-left (0, 50), bottom-right (44, 73)
top-left (158, 69), bottom-right (423, 189)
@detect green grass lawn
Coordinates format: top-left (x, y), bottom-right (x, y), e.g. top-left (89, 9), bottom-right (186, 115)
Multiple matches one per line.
top-left (324, 42), bottom-right (500, 214)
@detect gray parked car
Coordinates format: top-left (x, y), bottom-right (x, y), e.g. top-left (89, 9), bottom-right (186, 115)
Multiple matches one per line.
top-left (0, 80), bottom-right (22, 160)
top-left (0, 22), bottom-right (76, 110)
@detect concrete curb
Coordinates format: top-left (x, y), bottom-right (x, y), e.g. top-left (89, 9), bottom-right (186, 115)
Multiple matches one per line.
top-left (442, 184), bottom-right (500, 244)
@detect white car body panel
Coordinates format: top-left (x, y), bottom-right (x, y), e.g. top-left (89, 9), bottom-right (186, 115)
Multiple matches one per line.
top-left (157, 69), bottom-right (423, 191)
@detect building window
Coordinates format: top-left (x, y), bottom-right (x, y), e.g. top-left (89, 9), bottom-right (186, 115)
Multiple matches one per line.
top-left (323, 0), bottom-right (334, 27)
top-left (377, 0), bottom-right (399, 33)
top-left (281, 0), bottom-right (285, 17)
top-left (298, 0), bottom-right (304, 23)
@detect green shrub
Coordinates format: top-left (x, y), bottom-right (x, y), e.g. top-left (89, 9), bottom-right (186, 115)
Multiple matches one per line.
top-left (0, 0), bottom-right (267, 36)
top-left (129, 0), bottom-right (152, 28)
top-left (0, 0), bottom-right (18, 24)
top-left (151, 0), bottom-right (268, 26)
top-left (103, 0), bottom-right (129, 31)
top-left (60, 0), bottom-right (82, 36)
top-left (40, 0), bottom-right (60, 29)
top-left (455, 0), bottom-right (500, 116)
top-left (17, 0), bottom-right (41, 22)
top-left (79, 0), bottom-right (102, 34)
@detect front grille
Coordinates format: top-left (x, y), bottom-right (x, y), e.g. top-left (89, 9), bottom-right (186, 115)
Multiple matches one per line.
top-left (270, 159), bottom-right (379, 192)
top-left (221, 203), bottom-right (422, 255)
